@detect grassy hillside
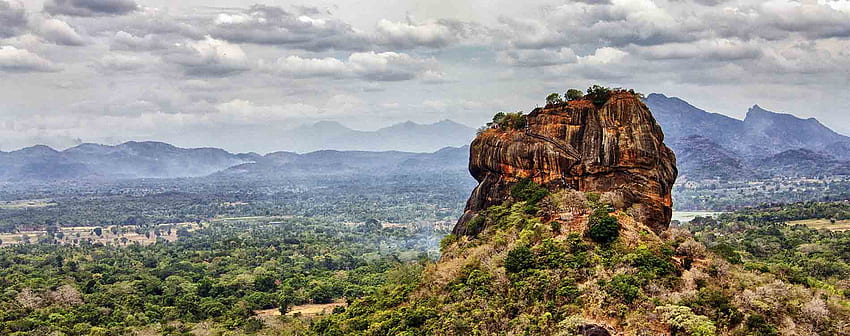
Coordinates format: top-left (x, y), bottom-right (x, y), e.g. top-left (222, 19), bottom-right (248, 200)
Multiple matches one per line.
top-left (314, 184), bottom-right (850, 335)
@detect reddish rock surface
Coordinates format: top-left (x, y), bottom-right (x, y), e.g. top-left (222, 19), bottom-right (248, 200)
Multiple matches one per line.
top-left (454, 91), bottom-right (678, 234)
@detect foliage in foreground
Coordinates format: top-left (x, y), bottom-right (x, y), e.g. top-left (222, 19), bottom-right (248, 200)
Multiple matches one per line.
top-left (0, 217), bottom-right (439, 335)
top-left (314, 190), bottom-right (850, 335)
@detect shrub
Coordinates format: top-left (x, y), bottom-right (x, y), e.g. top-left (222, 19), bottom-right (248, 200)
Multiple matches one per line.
top-left (510, 179), bottom-right (549, 206)
top-left (556, 280), bottom-right (580, 304)
top-left (505, 246), bottom-right (536, 273)
top-left (604, 274), bottom-right (640, 304)
top-left (656, 305), bottom-right (717, 336)
top-left (585, 85), bottom-right (612, 107)
top-left (465, 215), bottom-right (486, 236)
top-left (745, 314), bottom-right (778, 336)
top-left (537, 239), bottom-right (567, 268)
top-left (684, 288), bottom-right (743, 328)
top-left (486, 111), bottom-right (527, 130)
top-left (630, 248), bottom-right (677, 279)
top-left (586, 211), bottom-right (620, 245)
top-left (709, 244), bottom-right (742, 264)
top-left (440, 234), bottom-right (457, 251)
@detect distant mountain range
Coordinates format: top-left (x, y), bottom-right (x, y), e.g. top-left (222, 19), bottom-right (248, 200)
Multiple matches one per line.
top-left (0, 142), bottom-right (255, 181)
top-left (644, 93), bottom-right (850, 179)
top-left (259, 119), bottom-right (475, 153)
top-left (1, 93), bottom-right (848, 182)
top-left (214, 146), bottom-right (469, 179)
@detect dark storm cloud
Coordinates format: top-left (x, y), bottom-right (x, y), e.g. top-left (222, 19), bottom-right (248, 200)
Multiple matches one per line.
top-left (44, 0), bottom-right (138, 17)
top-left (0, 0), bottom-right (27, 38)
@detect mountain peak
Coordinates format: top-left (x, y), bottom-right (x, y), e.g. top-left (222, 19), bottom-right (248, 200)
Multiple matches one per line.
top-left (311, 120), bottom-right (349, 129)
top-left (14, 144), bottom-right (59, 155)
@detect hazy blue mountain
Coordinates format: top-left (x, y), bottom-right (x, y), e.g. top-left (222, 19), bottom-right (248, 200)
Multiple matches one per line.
top-left (215, 146), bottom-right (470, 179)
top-left (671, 135), bottom-right (750, 180)
top-left (0, 145), bottom-right (94, 181)
top-left (63, 141), bottom-right (254, 178)
top-left (645, 93), bottom-right (850, 179)
top-left (3, 95), bottom-right (849, 183)
top-left (645, 93), bottom-right (850, 159)
top-left (274, 120), bottom-right (476, 153)
top-left (756, 149), bottom-right (850, 178)
top-left (644, 93), bottom-right (742, 146)
top-left (0, 142), bottom-right (253, 181)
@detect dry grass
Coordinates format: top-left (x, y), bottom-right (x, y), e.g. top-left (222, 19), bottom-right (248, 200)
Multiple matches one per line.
top-left (787, 219), bottom-right (850, 231)
top-left (287, 301), bottom-right (346, 317)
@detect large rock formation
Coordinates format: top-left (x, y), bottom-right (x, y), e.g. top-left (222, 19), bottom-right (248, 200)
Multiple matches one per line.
top-left (455, 91), bottom-right (677, 234)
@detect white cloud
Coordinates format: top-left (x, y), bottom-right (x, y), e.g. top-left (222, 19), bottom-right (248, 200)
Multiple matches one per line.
top-left (271, 51), bottom-right (437, 82)
top-left (164, 36), bottom-right (249, 77)
top-left (0, 45), bottom-right (58, 72)
top-left (210, 5), bottom-right (368, 51)
top-left (96, 53), bottom-right (155, 71)
top-left (38, 18), bottom-right (85, 46)
top-left (215, 99), bottom-right (320, 124)
top-left (273, 55), bottom-right (348, 77)
top-left (497, 48), bottom-right (577, 67)
top-left (635, 39), bottom-right (762, 61)
top-left (376, 18), bottom-right (457, 48)
top-left (111, 30), bottom-right (167, 50)
top-left (578, 47), bottom-right (628, 65)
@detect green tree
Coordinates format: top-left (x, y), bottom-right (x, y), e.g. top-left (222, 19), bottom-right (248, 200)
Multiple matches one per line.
top-left (565, 89), bottom-right (584, 101)
top-left (586, 85), bottom-right (612, 106)
top-left (546, 92), bottom-right (563, 105)
top-left (586, 209), bottom-right (619, 245)
top-left (505, 246), bottom-right (535, 273)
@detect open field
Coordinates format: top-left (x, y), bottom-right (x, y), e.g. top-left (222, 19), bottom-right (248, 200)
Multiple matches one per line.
top-left (0, 223), bottom-right (195, 246)
top-left (255, 300), bottom-right (346, 318)
top-left (0, 199), bottom-right (56, 209)
top-left (787, 219), bottom-right (850, 231)
top-left (671, 211), bottom-right (725, 223)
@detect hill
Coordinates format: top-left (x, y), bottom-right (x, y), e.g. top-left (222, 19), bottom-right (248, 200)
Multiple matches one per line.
top-left (645, 93), bottom-right (850, 179)
top-left (0, 142), bottom-right (253, 181)
top-left (312, 90), bottom-right (850, 335)
top-left (257, 119), bottom-right (476, 153)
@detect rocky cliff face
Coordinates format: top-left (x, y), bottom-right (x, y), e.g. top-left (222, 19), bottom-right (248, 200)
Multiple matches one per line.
top-left (455, 91), bottom-right (677, 234)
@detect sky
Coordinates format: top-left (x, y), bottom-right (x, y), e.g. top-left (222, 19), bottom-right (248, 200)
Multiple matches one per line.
top-left (1, 0), bottom-right (849, 152)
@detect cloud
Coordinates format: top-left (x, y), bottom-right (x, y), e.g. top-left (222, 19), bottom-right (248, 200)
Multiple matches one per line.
top-left (497, 48), bottom-right (578, 67)
top-left (95, 53), bottom-right (155, 71)
top-left (578, 47), bottom-right (628, 65)
top-left (215, 99), bottom-right (321, 124)
top-left (0, 45), bottom-right (59, 72)
top-left (38, 18), bottom-right (85, 46)
top-left (375, 18), bottom-right (482, 48)
top-left (0, 0), bottom-right (27, 38)
top-left (210, 5), bottom-right (368, 51)
top-left (272, 51), bottom-right (437, 82)
top-left (635, 39), bottom-right (762, 61)
top-left (44, 0), bottom-right (138, 17)
top-left (163, 36), bottom-right (249, 77)
top-left (273, 55), bottom-right (348, 78)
